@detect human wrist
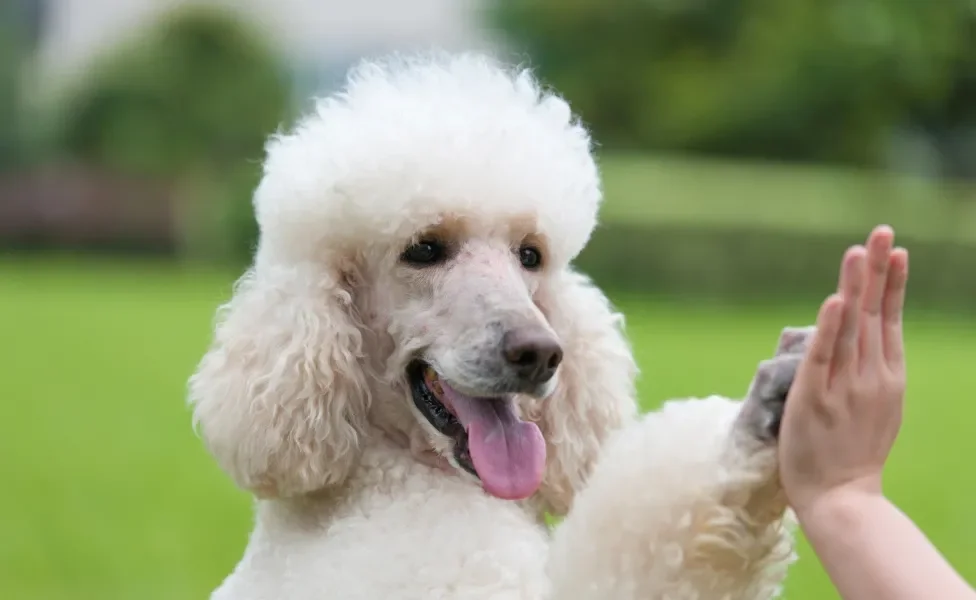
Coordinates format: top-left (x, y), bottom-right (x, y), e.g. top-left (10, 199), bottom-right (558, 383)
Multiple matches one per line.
top-left (794, 483), bottom-right (888, 538)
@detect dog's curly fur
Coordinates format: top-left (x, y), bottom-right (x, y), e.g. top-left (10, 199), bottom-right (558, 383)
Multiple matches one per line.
top-left (188, 52), bottom-right (802, 599)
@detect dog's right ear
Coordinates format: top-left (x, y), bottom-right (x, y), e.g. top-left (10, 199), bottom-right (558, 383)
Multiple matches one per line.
top-left (526, 268), bottom-right (639, 516)
top-left (188, 263), bottom-right (370, 498)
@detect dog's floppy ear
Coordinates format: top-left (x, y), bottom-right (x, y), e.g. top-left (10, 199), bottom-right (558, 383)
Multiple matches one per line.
top-left (524, 268), bottom-right (639, 516)
top-left (188, 262), bottom-right (370, 498)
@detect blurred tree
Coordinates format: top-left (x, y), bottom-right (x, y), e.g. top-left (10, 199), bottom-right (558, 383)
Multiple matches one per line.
top-left (62, 6), bottom-right (290, 175)
top-left (0, 35), bottom-right (22, 171)
top-left (58, 6), bottom-right (292, 260)
top-left (490, 0), bottom-right (970, 168)
top-left (0, 0), bottom-right (44, 171)
top-left (905, 8), bottom-right (976, 178)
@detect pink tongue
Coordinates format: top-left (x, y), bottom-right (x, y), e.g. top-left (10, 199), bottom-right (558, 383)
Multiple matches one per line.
top-left (439, 382), bottom-right (546, 500)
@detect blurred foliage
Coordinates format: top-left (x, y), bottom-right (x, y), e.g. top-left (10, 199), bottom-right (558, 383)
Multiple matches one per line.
top-left (577, 153), bottom-right (976, 307)
top-left (0, 0), bottom-right (37, 171)
top-left (13, 0), bottom-right (975, 273)
top-left (490, 0), bottom-right (976, 169)
top-left (61, 6), bottom-right (290, 175)
top-left (579, 222), bottom-right (976, 312)
top-left (56, 6), bottom-right (292, 260)
top-left (0, 41), bottom-right (21, 171)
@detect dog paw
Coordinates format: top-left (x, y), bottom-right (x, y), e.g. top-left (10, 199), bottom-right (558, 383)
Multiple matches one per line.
top-left (747, 354), bottom-right (801, 441)
top-left (739, 326), bottom-right (815, 443)
top-left (774, 325), bottom-right (815, 357)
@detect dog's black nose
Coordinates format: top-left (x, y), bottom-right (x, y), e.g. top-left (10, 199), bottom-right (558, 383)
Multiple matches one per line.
top-left (502, 328), bottom-right (563, 386)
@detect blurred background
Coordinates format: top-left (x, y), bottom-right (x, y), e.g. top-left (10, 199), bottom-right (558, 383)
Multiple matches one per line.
top-left (2, 0), bottom-right (974, 598)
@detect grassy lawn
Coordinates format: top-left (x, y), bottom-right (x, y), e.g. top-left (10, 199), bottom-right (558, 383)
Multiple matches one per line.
top-left (2, 258), bottom-right (974, 599)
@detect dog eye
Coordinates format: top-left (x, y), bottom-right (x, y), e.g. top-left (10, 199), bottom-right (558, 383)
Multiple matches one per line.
top-left (518, 245), bottom-right (542, 270)
top-left (401, 240), bottom-right (446, 266)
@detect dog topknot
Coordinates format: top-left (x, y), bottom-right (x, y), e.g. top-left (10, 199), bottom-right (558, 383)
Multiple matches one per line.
top-left (253, 52), bottom-right (601, 267)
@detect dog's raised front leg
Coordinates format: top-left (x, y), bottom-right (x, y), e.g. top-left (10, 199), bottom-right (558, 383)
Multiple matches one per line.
top-left (546, 327), bottom-right (812, 600)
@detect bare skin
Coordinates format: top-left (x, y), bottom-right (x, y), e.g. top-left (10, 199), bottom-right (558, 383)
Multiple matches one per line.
top-left (779, 225), bottom-right (975, 600)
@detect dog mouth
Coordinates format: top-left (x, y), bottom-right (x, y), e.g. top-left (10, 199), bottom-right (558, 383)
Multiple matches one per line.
top-left (407, 360), bottom-right (546, 500)
top-left (407, 361), bottom-right (472, 474)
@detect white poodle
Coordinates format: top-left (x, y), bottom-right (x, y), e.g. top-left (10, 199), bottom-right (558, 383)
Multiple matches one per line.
top-left (189, 53), bottom-right (803, 600)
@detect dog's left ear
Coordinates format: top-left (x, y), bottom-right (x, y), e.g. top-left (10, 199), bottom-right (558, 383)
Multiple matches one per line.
top-left (524, 268), bottom-right (639, 516)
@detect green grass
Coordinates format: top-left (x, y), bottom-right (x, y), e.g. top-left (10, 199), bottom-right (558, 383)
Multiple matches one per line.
top-left (2, 258), bottom-right (974, 599)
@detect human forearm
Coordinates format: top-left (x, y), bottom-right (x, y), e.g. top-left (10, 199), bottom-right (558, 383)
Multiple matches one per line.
top-left (798, 489), bottom-right (974, 600)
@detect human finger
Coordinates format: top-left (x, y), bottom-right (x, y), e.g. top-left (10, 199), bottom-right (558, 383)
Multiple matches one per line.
top-left (860, 226), bottom-right (894, 365)
top-left (833, 246), bottom-right (866, 377)
top-left (796, 294), bottom-right (844, 390)
top-left (882, 247), bottom-right (909, 366)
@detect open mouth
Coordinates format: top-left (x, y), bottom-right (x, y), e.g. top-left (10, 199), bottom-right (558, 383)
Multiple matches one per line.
top-left (407, 361), bottom-right (475, 475)
top-left (407, 360), bottom-right (546, 500)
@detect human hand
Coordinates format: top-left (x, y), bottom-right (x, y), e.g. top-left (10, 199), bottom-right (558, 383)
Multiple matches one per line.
top-left (778, 225), bottom-right (909, 519)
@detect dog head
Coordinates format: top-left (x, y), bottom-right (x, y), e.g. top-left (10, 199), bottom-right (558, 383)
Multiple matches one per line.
top-left (189, 53), bottom-right (636, 507)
